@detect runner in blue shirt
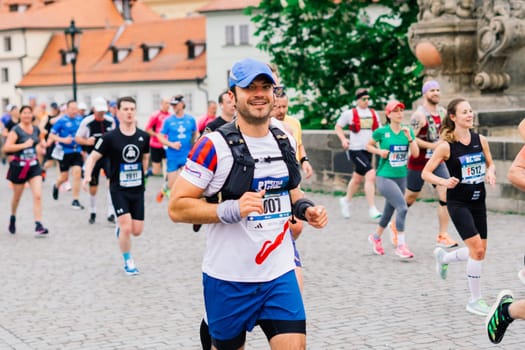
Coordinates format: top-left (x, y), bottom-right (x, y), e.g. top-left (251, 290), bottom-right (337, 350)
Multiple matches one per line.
top-left (49, 100), bottom-right (85, 209)
top-left (156, 95), bottom-right (198, 202)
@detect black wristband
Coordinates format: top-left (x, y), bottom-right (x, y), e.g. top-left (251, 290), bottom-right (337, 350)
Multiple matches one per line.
top-left (292, 198), bottom-right (315, 221)
top-left (300, 156), bottom-right (309, 164)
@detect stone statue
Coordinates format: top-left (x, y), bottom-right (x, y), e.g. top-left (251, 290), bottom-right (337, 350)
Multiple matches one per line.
top-left (475, 0), bottom-right (525, 91)
top-left (409, 0), bottom-right (525, 93)
top-left (409, 0), bottom-right (525, 136)
top-left (417, 0), bottom-right (474, 20)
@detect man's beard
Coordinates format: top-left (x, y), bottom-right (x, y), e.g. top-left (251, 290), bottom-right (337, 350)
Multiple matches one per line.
top-left (426, 95), bottom-right (440, 106)
top-left (236, 102), bottom-right (271, 125)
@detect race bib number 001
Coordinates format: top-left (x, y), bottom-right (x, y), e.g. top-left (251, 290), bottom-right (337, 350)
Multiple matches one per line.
top-left (246, 192), bottom-right (291, 231)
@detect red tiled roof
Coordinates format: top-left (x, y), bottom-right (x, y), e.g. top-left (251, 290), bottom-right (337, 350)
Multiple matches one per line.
top-left (197, 0), bottom-right (260, 12)
top-left (17, 16), bottom-right (206, 87)
top-left (0, 0), bottom-right (161, 30)
top-left (0, 0), bottom-right (124, 30)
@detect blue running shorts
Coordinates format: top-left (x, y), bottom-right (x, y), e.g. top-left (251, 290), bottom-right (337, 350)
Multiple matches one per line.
top-left (203, 269), bottom-right (305, 343)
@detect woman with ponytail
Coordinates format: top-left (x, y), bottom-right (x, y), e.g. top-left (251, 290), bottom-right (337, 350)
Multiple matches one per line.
top-left (422, 98), bottom-right (496, 316)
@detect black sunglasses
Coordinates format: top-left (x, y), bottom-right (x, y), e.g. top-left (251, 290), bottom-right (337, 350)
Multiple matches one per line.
top-left (274, 86), bottom-right (286, 98)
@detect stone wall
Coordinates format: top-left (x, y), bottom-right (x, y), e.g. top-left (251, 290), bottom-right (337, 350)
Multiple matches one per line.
top-left (300, 130), bottom-right (525, 213)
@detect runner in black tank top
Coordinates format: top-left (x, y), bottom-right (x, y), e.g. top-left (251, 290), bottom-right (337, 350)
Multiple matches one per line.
top-left (3, 105), bottom-right (49, 236)
top-left (421, 98), bottom-right (496, 317)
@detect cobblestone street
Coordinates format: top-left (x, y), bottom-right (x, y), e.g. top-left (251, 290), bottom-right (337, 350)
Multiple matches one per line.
top-left (0, 165), bottom-right (524, 349)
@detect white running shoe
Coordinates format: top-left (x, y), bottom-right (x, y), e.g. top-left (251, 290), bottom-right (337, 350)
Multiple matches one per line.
top-left (124, 259), bottom-right (139, 276)
top-left (368, 206), bottom-right (382, 220)
top-left (433, 247), bottom-right (448, 280)
top-left (466, 298), bottom-right (490, 316)
top-left (339, 197), bottom-right (351, 218)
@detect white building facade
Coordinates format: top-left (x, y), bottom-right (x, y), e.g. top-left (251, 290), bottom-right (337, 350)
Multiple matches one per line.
top-left (0, 29), bottom-right (53, 109)
top-left (200, 7), bottom-right (269, 104)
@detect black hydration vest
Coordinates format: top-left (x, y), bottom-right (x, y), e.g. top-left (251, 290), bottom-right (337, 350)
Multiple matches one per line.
top-left (205, 121), bottom-right (301, 203)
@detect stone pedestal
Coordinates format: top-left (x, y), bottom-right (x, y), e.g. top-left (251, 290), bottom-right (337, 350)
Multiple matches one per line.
top-left (408, 0), bottom-right (525, 132)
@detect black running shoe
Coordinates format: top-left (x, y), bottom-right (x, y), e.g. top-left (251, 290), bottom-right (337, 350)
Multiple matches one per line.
top-left (486, 290), bottom-right (515, 344)
top-left (8, 215), bottom-right (15, 234)
top-left (89, 213), bottom-right (96, 224)
top-left (52, 184), bottom-right (59, 200)
top-left (35, 223), bottom-right (49, 237)
top-left (71, 199), bottom-right (85, 210)
top-left (107, 214), bottom-right (116, 224)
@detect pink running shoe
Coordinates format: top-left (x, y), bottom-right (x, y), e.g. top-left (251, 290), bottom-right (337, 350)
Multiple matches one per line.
top-left (395, 244), bottom-right (414, 259)
top-left (368, 234), bottom-right (385, 255)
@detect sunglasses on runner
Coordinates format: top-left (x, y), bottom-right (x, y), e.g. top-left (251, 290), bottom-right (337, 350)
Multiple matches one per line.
top-left (274, 86), bottom-right (286, 98)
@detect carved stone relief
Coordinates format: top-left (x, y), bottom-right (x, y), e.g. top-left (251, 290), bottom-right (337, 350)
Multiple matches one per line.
top-left (410, 0), bottom-right (525, 92)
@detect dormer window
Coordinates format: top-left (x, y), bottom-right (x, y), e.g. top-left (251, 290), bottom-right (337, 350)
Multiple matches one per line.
top-left (110, 46), bottom-right (132, 63)
top-left (140, 43), bottom-right (164, 62)
top-left (185, 40), bottom-right (205, 60)
top-left (9, 4), bottom-right (29, 12)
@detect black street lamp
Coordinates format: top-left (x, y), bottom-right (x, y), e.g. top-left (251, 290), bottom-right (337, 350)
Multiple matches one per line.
top-left (64, 19), bottom-right (82, 101)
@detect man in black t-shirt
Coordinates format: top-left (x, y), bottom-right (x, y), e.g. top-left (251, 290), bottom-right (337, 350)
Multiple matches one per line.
top-left (82, 96), bottom-right (150, 276)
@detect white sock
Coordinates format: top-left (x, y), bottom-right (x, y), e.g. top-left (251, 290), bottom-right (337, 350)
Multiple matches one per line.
top-left (90, 194), bottom-right (96, 213)
top-left (442, 247), bottom-right (469, 264)
top-left (397, 233), bottom-right (406, 246)
top-left (467, 258), bottom-right (483, 302)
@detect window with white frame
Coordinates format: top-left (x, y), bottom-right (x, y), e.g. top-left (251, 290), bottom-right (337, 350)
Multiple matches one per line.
top-left (1, 67), bottom-right (8, 82)
top-left (185, 93), bottom-right (192, 112)
top-left (225, 25), bottom-right (235, 46)
top-left (2, 98), bottom-right (9, 111)
top-left (9, 4), bottom-right (29, 12)
top-left (4, 37), bottom-right (12, 52)
top-left (239, 25), bottom-right (249, 45)
top-left (152, 93), bottom-right (160, 109)
top-left (84, 96), bottom-right (92, 111)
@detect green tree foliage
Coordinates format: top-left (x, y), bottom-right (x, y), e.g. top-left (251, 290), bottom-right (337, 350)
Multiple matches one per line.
top-left (248, 0), bottom-right (422, 129)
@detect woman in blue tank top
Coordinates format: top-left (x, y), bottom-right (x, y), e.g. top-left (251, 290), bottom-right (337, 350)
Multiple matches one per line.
top-left (422, 98), bottom-right (496, 316)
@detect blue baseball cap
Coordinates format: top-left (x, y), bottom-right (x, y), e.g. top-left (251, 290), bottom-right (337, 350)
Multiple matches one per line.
top-left (228, 58), bottom-right (275, 88)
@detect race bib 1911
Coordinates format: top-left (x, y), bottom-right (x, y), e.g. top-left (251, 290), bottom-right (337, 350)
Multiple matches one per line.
top-left (119, 163), bottom-right (142, 187)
